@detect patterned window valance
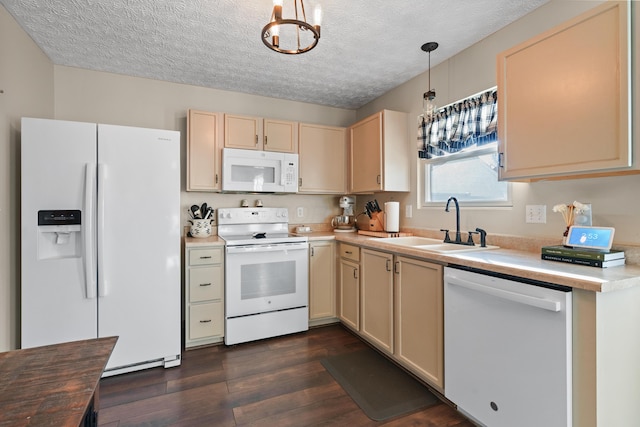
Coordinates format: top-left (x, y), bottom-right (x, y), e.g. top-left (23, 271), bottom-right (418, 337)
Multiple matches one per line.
top-left (418, 88), bottom-right (497, 159)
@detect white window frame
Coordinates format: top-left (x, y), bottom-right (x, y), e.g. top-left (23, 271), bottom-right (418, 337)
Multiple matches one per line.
top-left (418, 143), bottom-right (512, 208)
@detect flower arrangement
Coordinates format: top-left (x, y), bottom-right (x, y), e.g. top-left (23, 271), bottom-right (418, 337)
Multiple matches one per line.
top-left (552, 201), bottom-right (589, 227)
top-left (553, 201), bottom-right (589, 244)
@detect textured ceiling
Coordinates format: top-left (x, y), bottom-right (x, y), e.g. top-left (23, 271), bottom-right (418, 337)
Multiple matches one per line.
top-left (1, 0), bottom-right (550, 109)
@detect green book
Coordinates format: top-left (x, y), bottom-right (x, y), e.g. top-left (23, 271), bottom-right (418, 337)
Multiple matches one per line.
top-left (541, 253), bottom-right (625, 268)
top-left (541, 245), bottom-right (625, 261)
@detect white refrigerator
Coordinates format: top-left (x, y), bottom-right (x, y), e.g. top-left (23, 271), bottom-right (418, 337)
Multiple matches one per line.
top-left (21, 117), bottom-right (181, 376)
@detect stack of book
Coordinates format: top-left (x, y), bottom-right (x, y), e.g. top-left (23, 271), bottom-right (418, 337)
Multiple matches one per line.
top-left (541, 245), bottom-right (625, 268)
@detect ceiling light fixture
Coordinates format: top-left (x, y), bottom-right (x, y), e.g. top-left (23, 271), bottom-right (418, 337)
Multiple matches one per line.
top-left (421, 41), bottom-right (439, 119)
top-left (262, 0), bottom-right (321, 55)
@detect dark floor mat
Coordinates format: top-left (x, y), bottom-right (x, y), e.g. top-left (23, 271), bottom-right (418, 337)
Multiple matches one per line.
top-left (321, 348), bottom-right (439, 421)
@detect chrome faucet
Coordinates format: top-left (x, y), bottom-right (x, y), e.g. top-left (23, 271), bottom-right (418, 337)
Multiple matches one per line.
top-left (445, 196), bottom-right (462, 244)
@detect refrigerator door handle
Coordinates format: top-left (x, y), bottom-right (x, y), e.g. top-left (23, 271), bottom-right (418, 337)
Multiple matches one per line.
top-left (83, 163), bottom-right (96, 299)
top-left (97, 163), bottom-right (108, 297)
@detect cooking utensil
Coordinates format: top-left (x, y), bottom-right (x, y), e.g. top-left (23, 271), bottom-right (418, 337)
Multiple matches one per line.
top-left (190, 204), bottom-right (201, 219)
top-left (204, 207), bottom-right (213, 219)
top-left (201, 203), bottom-right (207, 218)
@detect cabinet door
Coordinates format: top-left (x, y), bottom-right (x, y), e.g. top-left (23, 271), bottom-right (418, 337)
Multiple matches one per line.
top-left (224, 114), bottom-right (262, 150)
top-left (264, 119), bottom-right (298, 153)
top-left (497, 1), bottom-right (630, 180)
top-left (350, 112), bottom-right (382, 193)
top-left (299, 123), bottom-right (347, 193)
top-left (361, 249), bottom-right (394, 354)
top-left (339, 258), bottom-right (359, 331)
top-left (187, 110), bottom-right (222, 191)
top-left (394, 256), bottom-right (443, 390)
top-left (309, 241), bottom-right (335, 320)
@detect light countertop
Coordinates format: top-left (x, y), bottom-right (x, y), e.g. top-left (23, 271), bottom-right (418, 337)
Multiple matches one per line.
top-left (331, 233), bottom-right (640, 293)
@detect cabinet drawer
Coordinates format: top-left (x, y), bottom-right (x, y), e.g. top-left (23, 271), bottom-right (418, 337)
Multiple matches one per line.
top-left (189, 266), bottom-right (223, 302)
top-left (189, 302), bottom-right (224, 340)
top-left (189, 247), bottom-right (223, 266)
top-left (339, 243), bottom-right (360, 262)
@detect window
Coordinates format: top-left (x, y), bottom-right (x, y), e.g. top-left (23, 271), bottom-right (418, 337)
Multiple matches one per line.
top-left (417, 88), bottom-right (510, 207)
top-left (420, 144), bottom-right (509, 205)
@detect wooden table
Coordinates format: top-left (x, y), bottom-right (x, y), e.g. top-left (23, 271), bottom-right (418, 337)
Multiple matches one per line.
top-left (0, 336), bottom-right (117, 426)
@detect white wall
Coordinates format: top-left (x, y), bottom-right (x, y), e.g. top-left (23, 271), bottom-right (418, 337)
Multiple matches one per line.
top-left (356, 0), bottom-right (640, 245)
top-left (0, 5), bottom-right (54, 351)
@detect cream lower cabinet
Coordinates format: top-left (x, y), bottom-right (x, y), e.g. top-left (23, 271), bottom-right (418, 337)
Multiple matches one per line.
top-left (394, 256), bottom-right (444, 391)
top-left (338, 243), bottom-right (360, 331)
top-left (309, 240), bottom-right (337, 325)
top-left (360, 249), bottom-right (394, 354)
top-left (185, 245), bottom-right (225, 348)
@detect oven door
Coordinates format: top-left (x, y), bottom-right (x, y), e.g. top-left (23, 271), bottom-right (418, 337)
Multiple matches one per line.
top-left (225, 242), bottom-right (308, 317)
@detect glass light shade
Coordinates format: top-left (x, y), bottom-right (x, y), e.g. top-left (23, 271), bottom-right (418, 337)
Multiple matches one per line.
top-left (423, 91), bottom-right (437, 119)
top-left (314, 5), bottom-right (322, 26)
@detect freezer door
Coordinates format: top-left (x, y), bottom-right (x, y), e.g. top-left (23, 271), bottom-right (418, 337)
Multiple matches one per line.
top-left (21, 118), bottom-right (98, 348)
top-left (97, 124), bottom-right (181, 371)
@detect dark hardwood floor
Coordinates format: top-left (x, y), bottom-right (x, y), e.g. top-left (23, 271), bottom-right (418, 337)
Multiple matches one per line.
top-left (98, 324), bottom-right (474, 426)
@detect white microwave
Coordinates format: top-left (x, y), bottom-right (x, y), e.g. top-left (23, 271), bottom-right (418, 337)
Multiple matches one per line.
top-left (222, 148), bottom-right (298, 193)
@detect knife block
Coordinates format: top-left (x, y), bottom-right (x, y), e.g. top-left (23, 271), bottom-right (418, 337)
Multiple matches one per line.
top-left (367, 212), bottom-right (385, 231)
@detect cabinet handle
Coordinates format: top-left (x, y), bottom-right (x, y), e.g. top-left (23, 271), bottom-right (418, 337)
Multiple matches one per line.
top-left (255, 134), bottom-right (258, 146)
top-left (264, 135), bottom-right (268, 146)
top-left (310, 247), bottom-right (315, 256)
top-left (299, 177), bottom-right (302, 187)
top-left (353, 268), bottom-right (358, 280)
top-left (345, 251), bottom-right (352, 255)
top-left (200, 256), bottom-right (212, 259)
top-left (199, 319), bottom-right (212, 323)
top-left (385, 259), bottom-right (391, 272)
top-left (376, 175), bottom-right (381, 184)
top-left (199, 283), bottom-right (212, 287)
top-left (215, 174), bottom-right (219, 184)
top-left (394, 261), bottom-right (400, 274)
top-left (498, 152), bottom-right (504, 168)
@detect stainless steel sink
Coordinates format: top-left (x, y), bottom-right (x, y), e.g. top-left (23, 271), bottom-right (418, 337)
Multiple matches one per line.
top-left (375, 236), bottom-right (498, 253)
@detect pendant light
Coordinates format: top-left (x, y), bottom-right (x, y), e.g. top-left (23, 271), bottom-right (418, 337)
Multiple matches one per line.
top-left (262, 0), bottom-right (322, 55)
top-left (421, 42), bottom-right (439, 119)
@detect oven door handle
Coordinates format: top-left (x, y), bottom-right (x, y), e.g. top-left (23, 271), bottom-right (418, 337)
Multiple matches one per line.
top-left (226, 243), bottom-right (308, 254)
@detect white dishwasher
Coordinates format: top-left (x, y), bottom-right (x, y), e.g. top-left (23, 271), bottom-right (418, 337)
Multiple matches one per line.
top-left (444, 266), bottom-right (572, 427)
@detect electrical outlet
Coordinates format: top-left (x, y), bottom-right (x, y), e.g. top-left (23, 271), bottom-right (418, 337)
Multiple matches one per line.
top-left (405, 205), bottom-right (412, 218)
top-left (526, 205), bottom-right (546, 223)
top-left (296, 207), bottom-right (304, 218)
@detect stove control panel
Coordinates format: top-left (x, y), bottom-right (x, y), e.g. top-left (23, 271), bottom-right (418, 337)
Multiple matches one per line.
top-left (217, 207), bottom-right (289, 225)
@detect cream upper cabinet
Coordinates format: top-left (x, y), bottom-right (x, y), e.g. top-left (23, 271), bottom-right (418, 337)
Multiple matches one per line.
top-left (394, 256), bottom-right (444, 391)
top-left (309, 240), bottom-right (336, 324)
top-left (349, 110), bottom-right (410, 193)
top-left (187, 110), bottom-right (223, 192)
top-left (360, 249), bottom-right (394, 354)
top-left (298, 123), bottom-right (347, 194)
top-left (224, 114), bottom-right (298, 153)
top-left (497, 1), bottom-right (632, 181)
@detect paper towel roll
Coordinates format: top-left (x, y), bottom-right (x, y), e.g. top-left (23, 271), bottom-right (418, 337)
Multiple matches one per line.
top-left (384, 202), bottom-right (400, 232)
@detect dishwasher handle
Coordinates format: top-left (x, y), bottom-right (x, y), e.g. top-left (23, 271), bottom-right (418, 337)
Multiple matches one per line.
top-left (446, 275), bottom-right (561, 312)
